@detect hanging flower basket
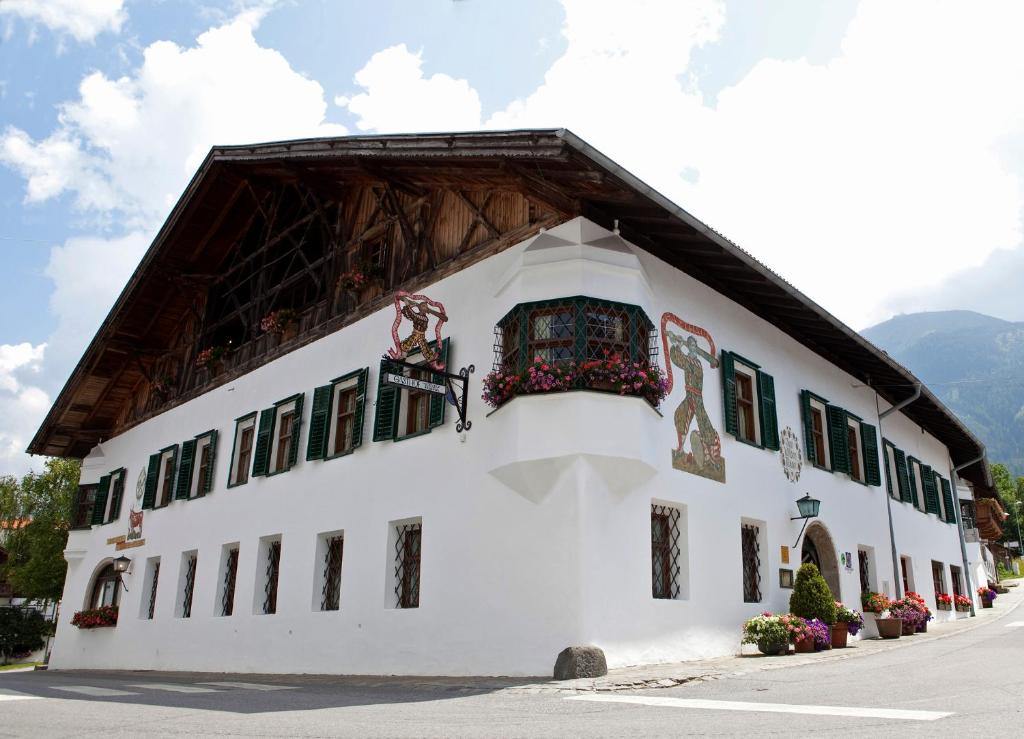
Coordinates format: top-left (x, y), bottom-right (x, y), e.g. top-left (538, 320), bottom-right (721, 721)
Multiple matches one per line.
top-left (195, 346), bottom-right (227, 374)
top-left (260, 309), bottom-right (299, 342)
top-left (71, 605), bottom-right (118, 629)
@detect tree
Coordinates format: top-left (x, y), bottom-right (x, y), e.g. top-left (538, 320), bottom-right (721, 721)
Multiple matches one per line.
top-left (991, 462), bottom-right (1024, 554)
top-left (0, 459), bottom-right (80, 603)
top-left (0, 607), bottom-right (49, 664)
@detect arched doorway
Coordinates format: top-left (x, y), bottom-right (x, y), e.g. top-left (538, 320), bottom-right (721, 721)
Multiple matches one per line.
top-left (800, 522), bottom-right (841, 601)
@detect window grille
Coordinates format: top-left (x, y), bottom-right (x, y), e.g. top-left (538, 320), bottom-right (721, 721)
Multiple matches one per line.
top-left (263, 541), bottom-right (281, 615)
top-left (147, 562), bottom-right (160, 620)
top-left (394, 523), bottom-right (421, 609)
top-left (960, 501), bottom-right (977, 530)
top-left (651, 505), bottom-right (681, 599)
top-left (182, 555), bottom-right (196, 618)
top-left (71, 485), bottom-right (96, 529)
top-left (321, 536), bottom-right (344, 611)
top-left (222, 548), bottom-right (238, 617)
top-left (741, 524), bottom-right (761, 603)
top-left (493, 297), bottom-right (658, 376)
top-left (858, 550), bottom-right (870, 595)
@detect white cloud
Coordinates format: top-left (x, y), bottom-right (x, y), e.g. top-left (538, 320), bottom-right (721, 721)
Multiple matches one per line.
top-left (0, 342), bottom-right (49, 472)
top-left (0, 11), bottom-right (346, 229)
top-left (337, 44), bottom-right (482, 133)
top-left (0, 0), bottom-right (126, 42)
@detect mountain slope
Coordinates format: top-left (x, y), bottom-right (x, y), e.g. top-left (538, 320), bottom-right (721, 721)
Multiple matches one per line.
top-left (862, 310), bottom-right (1024, 475)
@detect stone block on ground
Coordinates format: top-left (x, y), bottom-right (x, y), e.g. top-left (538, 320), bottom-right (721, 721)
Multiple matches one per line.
top-left (553, 646), bottom-right (608, 679)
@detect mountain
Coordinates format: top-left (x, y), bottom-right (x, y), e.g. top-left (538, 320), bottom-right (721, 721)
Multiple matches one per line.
top-left (862, 310), bottom-right (1024, 475)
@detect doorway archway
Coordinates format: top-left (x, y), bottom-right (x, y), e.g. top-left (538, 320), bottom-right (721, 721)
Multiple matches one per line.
top-left (800, 521), bottom-right (841, 601)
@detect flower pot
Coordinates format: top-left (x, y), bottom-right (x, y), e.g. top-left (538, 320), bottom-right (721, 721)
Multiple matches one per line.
top-left (901, 620), bottom-right (917, 636)
top-left (757, 640), bottom-right (788, 656)
top-left (982, 599), bottom-right (993, 609)
top-left (876, 617), bottom-right (902, 639)
top-left (916, 621), bottom-right (927, 633)
top-left (831, 623), bottom-right (849, 648)
top-left (280, 322), bottom-right (298, 343)
top-left (794, 635), bottom-right (815, 653)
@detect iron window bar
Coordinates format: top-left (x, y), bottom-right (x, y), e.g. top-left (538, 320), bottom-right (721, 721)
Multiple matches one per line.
top-left (394, 523), bottom-right (421, 609)
top-left (321, 536), bottom-right (344, 611)
top-left (147, 562), bottom-right (160, 620)
top-left (741, 524), bottom-right (762, 603)
top-left (651, 505), bottom-right (681, 599)
top-left (222, 548), bottom-right (239, 617)
top-left (182, 555), bottom-right (196, 618)
top-left (263, 541), bottom-right (281, 615)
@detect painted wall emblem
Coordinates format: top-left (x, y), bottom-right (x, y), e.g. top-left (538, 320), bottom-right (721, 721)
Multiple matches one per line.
top-left (780, 426), bottom-right (802, 483)
top-left (661, 312), bottom-right (725, 483)
top-left (388, 291), bottom-right (448, 370)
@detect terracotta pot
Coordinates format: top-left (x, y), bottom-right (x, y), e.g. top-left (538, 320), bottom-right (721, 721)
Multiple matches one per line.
top-left (916, 621), bottom-right (927, 633)
top-left (794, 635), bottom-right (815, 653)
top-left (982, 599), bottom-right (993, 609)
top-left (876, 617), bottom-right (902, 639)
top-left (901, 620), bottom-right (917, 636)
top-left (831, 623), bottom-right (849, 648)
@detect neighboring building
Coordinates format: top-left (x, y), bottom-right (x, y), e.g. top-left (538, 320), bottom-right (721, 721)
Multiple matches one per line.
top-left (33, 130), bottom-right (999, 676)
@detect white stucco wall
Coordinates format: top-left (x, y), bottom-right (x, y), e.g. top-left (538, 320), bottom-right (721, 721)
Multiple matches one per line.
top-left (52, 217), bottom-right (969, 675)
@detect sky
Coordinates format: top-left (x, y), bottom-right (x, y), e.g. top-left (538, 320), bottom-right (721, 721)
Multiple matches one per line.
top-left (1, 0), bottom-right (1023, 475)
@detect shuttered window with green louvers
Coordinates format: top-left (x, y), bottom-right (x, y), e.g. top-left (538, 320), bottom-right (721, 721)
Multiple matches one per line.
top-left (907, 457), bottom-right (921, 508)
top-left (175, 439), bottom-right (197, 500)
top-left (923, 466), bottom-right (940, 514)
top-left (757, 371), bottom-right (779, 451)
top-left (90, 475), bottom-right (112, 526)
top-left (721, 351), bottom-right (738, 438)
top-left (306, 384), bottom-right (333, 461)
top-left (350, 368), bottom-right (368, 450)
top-left (826, 405), bottom-right (850, 474)
top-left (800, 390), bottom-right (819, 465)
top-left (940, 477), bottom-right (957, 523)
top-left (374, 341), bottom-right (450, 442)
top-left (285, 393), bottom-right (304, 470)
top-left (251, 407), bottom-right (276, 477)
top-left (860, 423), bottom-right (881, 486)
top-left (721, 351), bottom-right (778, 451)
top-left (882, 441), bottom-right (894, 496)
top-left (142, 453), bottom-right (160, 509)
top-left (108, 469), bottom-right (126, 522)
top-left (199, 430), bottom-right (218, 495)
top-left (894, 448), bottom-right (912, 503)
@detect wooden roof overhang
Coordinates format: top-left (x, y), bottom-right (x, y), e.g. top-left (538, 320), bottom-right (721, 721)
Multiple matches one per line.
top-left (29, 129), bottom-right (995, 499)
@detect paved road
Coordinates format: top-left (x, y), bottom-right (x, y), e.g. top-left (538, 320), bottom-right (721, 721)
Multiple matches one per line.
top-left (2, 613), bottom-right (1023, 737)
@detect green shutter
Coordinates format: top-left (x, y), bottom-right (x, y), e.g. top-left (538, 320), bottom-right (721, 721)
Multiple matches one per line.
top-left (800, 390), bottom-right (818, 465)
top-left (90, 475), bottom-right (111, 526)
top-left (907, 457), bottom-right (920, 507)
top-left (882, 442), bottom-right (894, 495)
top-left (721, 351), bottom-right (738, 438)
top-left (757, 370), bottom-right (779, 451)
top-left (306, 384), bottom-right (334, 461)
top-left (175, 439), bottom-right (197, 500)
top-left (202, 430), bottom-right (218, 495)
top-left (428, 338), bottom-right (450, 429)
top-left (923, 466), bottom-right (940, 513)
top-left (894, 448), bottom-right (912, 503)
top-left (940, 477), bottom-right (956, 523)
top-left (860, 423), bottom-right (881, 487)
top-left (142, 453), bottom-right (160, 509)
top-left (287, 393), bottom-right (304, 469)
top-left (351, 368), bottom-right (368, 450)
top-left (826, 405), bottom-right (850, 474)
top-left (373, 359), bottom-right (400, 442)
top-left (108, 471), bottom-right (125, 521)
top-left (252, 407), bottom-right (276, 476)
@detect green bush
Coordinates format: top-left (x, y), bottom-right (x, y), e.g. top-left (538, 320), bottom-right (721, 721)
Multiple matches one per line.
top-left (789, 563), bottom-right (837, 624)
top-left (0, 608), bottom-right (48, 664)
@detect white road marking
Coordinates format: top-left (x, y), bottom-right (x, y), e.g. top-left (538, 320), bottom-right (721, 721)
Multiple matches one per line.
top-left (198, 681), bottom-right (296, 691)
top-left (52, 685), bottom-right (138, 697)
top-left (565, 694), bottom-right (953, 721)
top-left (0, 690), bottom-right (42, 702)
top-left (128, 683), bottom-right (221, 694)
top-left (1004, 621), bottom-right (1024, 628)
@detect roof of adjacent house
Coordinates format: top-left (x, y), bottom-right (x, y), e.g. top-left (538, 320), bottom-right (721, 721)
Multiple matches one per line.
top-left (27, 129), bottom-right (994, 498)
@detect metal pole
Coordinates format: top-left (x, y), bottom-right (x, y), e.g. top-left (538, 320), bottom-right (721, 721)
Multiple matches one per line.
top-left (874, 395), bottom-right (905, 600)
top-left (949, 453), bottom-right (986, 618)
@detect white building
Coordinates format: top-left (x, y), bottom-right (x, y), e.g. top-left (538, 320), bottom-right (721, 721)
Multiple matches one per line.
top-left (34, 130), bottom-right (998, 676)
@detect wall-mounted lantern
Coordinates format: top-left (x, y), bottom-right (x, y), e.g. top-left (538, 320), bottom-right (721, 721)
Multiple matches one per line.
top-left (113, 555), bottom-right (132, 592)
top-left (791, 493), bottom-right (821, 548)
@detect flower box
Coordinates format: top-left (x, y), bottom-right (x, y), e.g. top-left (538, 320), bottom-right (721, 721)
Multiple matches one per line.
top-left (71, 605), bottom-right (118, 629)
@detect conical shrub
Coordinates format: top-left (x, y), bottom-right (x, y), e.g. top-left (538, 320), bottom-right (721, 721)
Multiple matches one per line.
top-left (789, 563), bottom-right (837, 624)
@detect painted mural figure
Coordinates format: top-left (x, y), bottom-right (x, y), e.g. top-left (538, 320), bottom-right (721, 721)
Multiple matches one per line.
top-left (388, 291), bottom-right (449, 370)
top-left (661, 312), bottom-right (725, 483)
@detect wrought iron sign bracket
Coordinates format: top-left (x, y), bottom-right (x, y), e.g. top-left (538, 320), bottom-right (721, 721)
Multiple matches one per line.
top-left (381, 357), bottom-right (476, 433)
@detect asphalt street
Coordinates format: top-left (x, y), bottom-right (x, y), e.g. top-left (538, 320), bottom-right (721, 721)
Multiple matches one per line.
top-left (2, 610), bottom-right (1023, 738)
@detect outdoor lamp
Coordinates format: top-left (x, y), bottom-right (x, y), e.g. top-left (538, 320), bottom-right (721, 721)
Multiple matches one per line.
top-left (112, 555), bottom-right (132, 574)
top-left (791, 493), bottom-right (821, 547)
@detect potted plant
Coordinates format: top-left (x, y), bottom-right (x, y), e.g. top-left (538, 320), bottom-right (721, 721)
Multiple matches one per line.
top-left (789, 563), bottom-right (837, 624)
top-left (978, 586), bottom-right (997, 608)
top-left (863, 592), bottom-right (901, 638)
top-left (742, 612), bottom-right (800, 656)
top-left (789, 616), bottom-right (816, 653)
top-left (805, 618), bottom-right (832, 651)
top-left (936, 593), bottom-right (952, 611)
top-left (954, 594), bottom-right (971, 612)
top-left (833, 601), bottom-right (864, 648)
top-left (70, 605), bottom-right (118, 629)
top-left (889, 596), bottom-right (925, 635)
top-left (194, 346), bottom-right (227, 375)
top-left (260, 308), bottom-right (300, 342)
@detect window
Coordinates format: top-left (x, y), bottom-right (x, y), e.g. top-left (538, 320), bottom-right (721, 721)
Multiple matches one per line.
top-left (393, 520), bottom-right (422, 609)
top-left (900, 556), bottom-right (914, 595)
top-left (307, 369), bottom-right (369, 461)
top-left (493, 297), bottom-right (658, 400)
top-left (908, 458), bottom-right (926, 511)
top-left (961, 500), bottom-right (977, 530)
top-left (883, 441), bottom-right (899, 499)
top-left (931, 560), bottom-right (946, 597)
top-left (90, 470), bottom-right (125, 527)
top-left (71, 484), bottom-right (97, 529)
top-left (143, 558), bottom-right (159, 620)
top-left (939, 476), bottom-right (957, 524)
top-left (651, 505), bottom-right (683, 599)
top-left (722, 352), bottom-right (778, 450)
top-left (258, 537), bottom-right (281, 615)
top-left (175, 430), bottom-right (219, 501)
top-left (319, 533), bottom-right (344, 611)
top-left (145, 445), bottom-right (179, 508)
top-left (253, 395), bottom-right (304, 476)
top-left (373, 342), bottom-right (449, 442)
top-left (800, 391), bottom-right (880, 486)
top-left (229, 413), bottom-right (257, 487)
top-left (741, 523), bottom-right (762, 603)
top-left (950, 565), bottom-right (964, 597)
top-left (220, 545), bottom-right (239, 617)
top-left (858, 548), bottom-right (872, 594)
top-left (90, 563), bottom-right (121, 609)
top-left (178, 552), bottom-right (197, 618)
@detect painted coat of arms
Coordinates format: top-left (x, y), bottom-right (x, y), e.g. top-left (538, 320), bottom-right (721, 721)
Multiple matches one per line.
top-left (661, 312), bottom-right (725, 483)
top-left (388, 291), bottom-right (448, 370)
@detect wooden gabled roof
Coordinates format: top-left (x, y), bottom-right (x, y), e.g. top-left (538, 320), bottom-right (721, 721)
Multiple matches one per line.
top-left (29, 129), bottom-right (994, 498)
